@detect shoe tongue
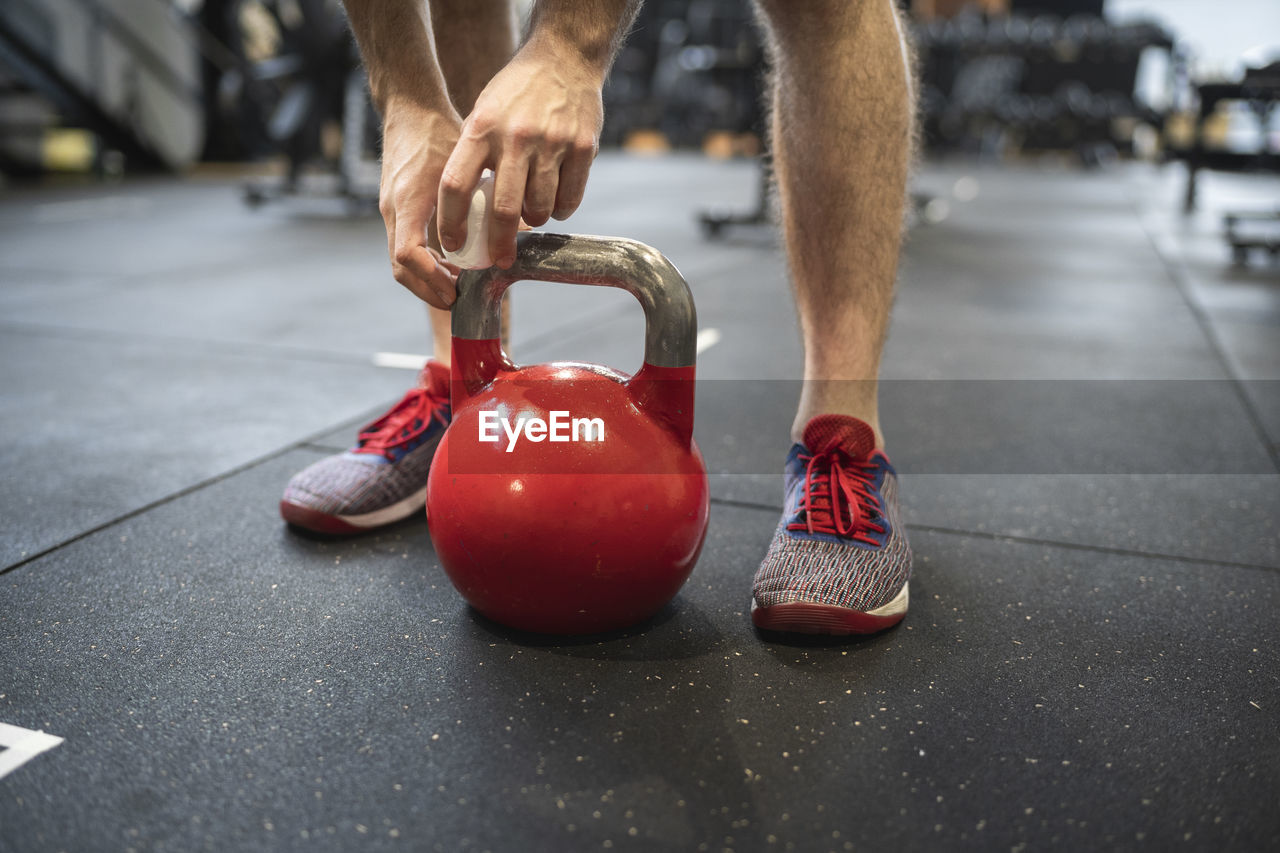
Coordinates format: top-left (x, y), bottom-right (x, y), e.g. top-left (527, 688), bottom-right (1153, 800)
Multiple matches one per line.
top-left (419, 360), bottom-right (451, 395)
top-left (802, 414), bottom-right (876, 459)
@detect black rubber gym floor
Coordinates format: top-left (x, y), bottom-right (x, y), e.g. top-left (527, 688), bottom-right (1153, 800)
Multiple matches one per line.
top-left (2, 155), bottom-right (1277, 851)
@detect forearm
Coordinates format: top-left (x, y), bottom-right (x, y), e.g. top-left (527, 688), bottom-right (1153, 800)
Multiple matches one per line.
top-left (524, 0), bottom-right (643, 79)
top-left (341, 0), bottom-right (450, 113)
top-left (429, 0), bottom-right (518, 115)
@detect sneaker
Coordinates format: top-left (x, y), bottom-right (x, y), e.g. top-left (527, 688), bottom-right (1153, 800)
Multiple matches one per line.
top-left (280, 360), bottom-right (450, 534)
top-left (751, 414), bottom-right (912, 635)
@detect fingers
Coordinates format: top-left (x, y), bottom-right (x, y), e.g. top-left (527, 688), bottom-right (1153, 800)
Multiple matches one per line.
top-left (522, 153), bottom-right (561, 228)
top-left (553, 140), bottom-right (594, 220)
top-left (398, 247), bottom-right (457, 309)
top-left (437, 139), bottom-right (489, 256)
top-left (388, 207), bottom-right (457, 309)
top-left (440, 124), bottom-right (595, 268)
top-left (489, 156), bottom-right (529, 269)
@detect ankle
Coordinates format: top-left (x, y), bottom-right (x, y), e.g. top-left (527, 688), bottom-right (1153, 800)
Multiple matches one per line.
top-left (793, 380), bottom-right (883, 447)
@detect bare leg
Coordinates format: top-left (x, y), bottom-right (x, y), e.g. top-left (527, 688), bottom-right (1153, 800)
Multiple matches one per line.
top-left (753, 0), bottom-right (914, 446)
top-left (426, 0), bottom-right (518, 364)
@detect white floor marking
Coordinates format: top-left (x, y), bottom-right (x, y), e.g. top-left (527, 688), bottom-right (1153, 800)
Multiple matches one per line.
top-left (373, 351), bottom-right (430, 370)
top-left (0, 722), bottom-right (64, 779)
top-left (696, 328), bottom-right (721, 354)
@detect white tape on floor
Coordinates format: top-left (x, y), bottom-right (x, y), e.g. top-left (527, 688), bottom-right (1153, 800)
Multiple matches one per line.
top-left (0, 722), bottom-right (64, 779)
top-left (373, 351), bottom-right (430, 370)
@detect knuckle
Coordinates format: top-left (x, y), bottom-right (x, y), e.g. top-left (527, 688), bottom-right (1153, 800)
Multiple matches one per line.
top-left (491, 203), bottom-right (522, 224)
top-left (507, 123), bottom-right (539, 147)
top-left (393, 244), bottom-right (416, 267)
top-left (465, 109), bottom-right (495, 136)
top-left (438, 171), bottom-right (467, 196)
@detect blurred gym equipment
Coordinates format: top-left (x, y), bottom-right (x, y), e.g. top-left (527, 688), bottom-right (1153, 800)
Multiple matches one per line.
top-left (912, 7), bottom-right (1175, 164)
top-left (201, 0), bottom-right (379, 209)
top-left (1171, 60), bottom-right (1280, 211)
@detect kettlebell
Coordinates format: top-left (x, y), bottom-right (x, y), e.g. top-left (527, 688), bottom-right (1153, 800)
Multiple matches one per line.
top-left (426, 232), bottom-right (710, 635)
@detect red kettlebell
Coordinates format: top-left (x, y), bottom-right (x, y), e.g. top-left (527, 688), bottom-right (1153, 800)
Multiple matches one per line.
top-left (426, 232), bottom-right (710, 635)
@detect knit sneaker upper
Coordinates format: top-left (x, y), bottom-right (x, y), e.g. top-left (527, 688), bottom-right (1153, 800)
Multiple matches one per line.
top-left (753, 415), bottom-right (912, 614)
top-left (281, 360), bottom-right (450, 523)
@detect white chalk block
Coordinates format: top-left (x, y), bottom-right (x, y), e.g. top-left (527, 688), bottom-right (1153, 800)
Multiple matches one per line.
top-left (442, 173), bottom-right (495, 270)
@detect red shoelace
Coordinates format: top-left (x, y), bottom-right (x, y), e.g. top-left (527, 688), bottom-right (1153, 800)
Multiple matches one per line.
top-left (353, 385), bottom-right (450, 459)
top-left (788, 450), bottom-right (886, 545)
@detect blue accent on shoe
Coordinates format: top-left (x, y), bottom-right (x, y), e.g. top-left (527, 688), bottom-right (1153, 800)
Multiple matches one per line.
top-left (352, 403), bottom-right (451, 463)
top-left (780, 442), bottom-right (896, 550)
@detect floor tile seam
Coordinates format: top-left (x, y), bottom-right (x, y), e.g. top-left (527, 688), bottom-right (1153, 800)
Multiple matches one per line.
top-left (707, 497), bottom-right (1280, 574)
top-left (0, 320), bottom-right (376, 368)
top-left (5, 471), bottom-right (1273, 579)
top-left (0, 416), bottom-right (384, 578)
top-left (1132, 202), bottom-right (1280, 473)
top-left (907, 522), bottom-right (1280, 573)
top-left (299, 441), bottom-right (352, 453)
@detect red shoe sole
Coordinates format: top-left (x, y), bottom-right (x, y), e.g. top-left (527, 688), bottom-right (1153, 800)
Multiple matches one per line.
top-left (279, 500), bottom-right (368, 535)
top-left (751, 601), bottom-right (905, 636)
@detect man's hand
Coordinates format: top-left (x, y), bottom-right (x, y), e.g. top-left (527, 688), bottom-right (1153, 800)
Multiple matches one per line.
top-left (436, 41), bottom-right (604, 270)
top-left (379, 98), bottom-right (465, 308)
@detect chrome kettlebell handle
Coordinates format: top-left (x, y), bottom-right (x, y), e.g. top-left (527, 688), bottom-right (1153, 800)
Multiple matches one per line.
top-left (451, 232), bottom-right (697, 369)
